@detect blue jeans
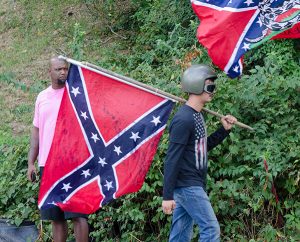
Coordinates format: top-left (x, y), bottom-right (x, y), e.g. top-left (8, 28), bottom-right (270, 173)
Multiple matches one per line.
top-left (169, 186), bottom-right (220, 242)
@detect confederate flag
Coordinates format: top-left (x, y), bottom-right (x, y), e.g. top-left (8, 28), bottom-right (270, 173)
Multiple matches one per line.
top-left (191, 0), bottom-right (300, 78)
top-left (38, 62), bottom-right (174, 214)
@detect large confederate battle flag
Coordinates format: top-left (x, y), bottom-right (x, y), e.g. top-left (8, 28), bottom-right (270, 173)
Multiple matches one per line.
top-left (38, 63), bottom-right (174, 214)
top-left (191, 0), bottom-right (300, 78)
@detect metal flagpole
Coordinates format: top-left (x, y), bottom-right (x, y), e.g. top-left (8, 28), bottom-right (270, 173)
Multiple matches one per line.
top-left (59, 56), bottom-right (254, 131)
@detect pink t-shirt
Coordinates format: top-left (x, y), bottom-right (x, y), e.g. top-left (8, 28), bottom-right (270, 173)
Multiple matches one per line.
top-left (33, 86), bottom-right (65, 167)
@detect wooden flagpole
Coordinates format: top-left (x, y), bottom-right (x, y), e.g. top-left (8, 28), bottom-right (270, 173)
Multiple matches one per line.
top-left (59, 56), bottom-right (254, 131)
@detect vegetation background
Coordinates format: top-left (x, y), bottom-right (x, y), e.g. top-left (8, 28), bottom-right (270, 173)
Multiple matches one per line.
top-left (0, 0), bottom-right (299, 241)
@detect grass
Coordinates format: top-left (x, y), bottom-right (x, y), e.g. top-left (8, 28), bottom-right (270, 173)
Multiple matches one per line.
top-left (0, 0), bottom-right (128, 140)
top-left (1, 0), bottom-right (88, 78)
top-left (0, 81), bottom-right (33, 136)
top-left (0, 0), bottom-right (91, 139)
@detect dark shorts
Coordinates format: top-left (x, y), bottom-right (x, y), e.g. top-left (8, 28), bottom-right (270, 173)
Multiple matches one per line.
top-left (39, 167), bottom-right (88, 221)
top-left (41, 207), bottom-right (88, 221)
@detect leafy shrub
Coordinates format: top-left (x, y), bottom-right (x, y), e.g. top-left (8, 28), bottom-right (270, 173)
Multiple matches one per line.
top-left (0, 133), bottom-right (39, 226)
top-left (0, 0), bottom-right (299, 241)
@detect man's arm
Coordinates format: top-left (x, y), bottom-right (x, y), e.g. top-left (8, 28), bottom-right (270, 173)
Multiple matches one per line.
top-left (207, 115), bottom-right (237, 151)
top-left (162, 116), bottom-right (191, 215)
top-left (162, 142), bottom-right (186, 214)
top-left (27, 126), bottom-right (39, 181)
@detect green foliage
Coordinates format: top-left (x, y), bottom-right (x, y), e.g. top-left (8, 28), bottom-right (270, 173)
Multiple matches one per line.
top-left (0, 72), bottom-right (44, 93)
top-left (84, 0), bottom-right (139, 33)
top-left (206, 39), bottom-right (300, 240)
top-left (70, 23), bottom-right (86, 60)
top-left (0, 0), bottom-right (299, 241)
top-left (0, 132), bottom-right (39, 226)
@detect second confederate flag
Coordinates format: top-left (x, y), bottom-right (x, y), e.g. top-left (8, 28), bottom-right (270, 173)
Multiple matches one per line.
top-left (191, 0), bottom-right (300, 78)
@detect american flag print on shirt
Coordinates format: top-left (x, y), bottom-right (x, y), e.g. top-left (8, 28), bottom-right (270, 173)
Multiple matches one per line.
top-left (193, 112), bottom-right (207, 170)
top-left (38, 63), bottom-right (174, 214)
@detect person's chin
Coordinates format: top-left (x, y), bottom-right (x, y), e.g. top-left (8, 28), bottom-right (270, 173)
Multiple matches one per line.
top-left (207, 95), bottom-right (214, 101)
top-left (57, 79), bottom-right (66, 85)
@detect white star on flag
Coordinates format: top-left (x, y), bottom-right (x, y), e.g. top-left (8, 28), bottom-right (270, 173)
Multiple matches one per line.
top-left (242, 42), bottom-right (251, 51)
top-left (104, 180), bottom-right (113, 191)
top-left (130, 132), bottom-right (140, 142)
top-left (244, 0), bottom-right (254, 6)
top-left (98, 157), bottom-right (107, 167)
top-left (233, 65), bottom-right (240, 73)
top-left (71, 87), bottom-right (81, 97)
top-left (114, 145), bottom-right (122, 155)
top-left (61, 183), bottom-right (72, 192)
top-left (256, 17), bottom-right (263, 27)
top-left (81, 169), bottom-right (91, 178)
top-left (80, 111), bottom-right (89, 120)
top-left (48, 201), bottom-right (57, 205)
top-left (91, 132), bottom-right (100, 143)
top-left (151, 116), bottom-right (161, 126)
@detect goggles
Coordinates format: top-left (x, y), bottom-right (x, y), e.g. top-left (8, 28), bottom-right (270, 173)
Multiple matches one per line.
top-left (203, 84), bottom-right (216, 94)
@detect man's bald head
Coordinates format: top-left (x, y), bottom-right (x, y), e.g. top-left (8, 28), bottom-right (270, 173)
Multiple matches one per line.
top-left (49, 57), bottom-right (68, 68)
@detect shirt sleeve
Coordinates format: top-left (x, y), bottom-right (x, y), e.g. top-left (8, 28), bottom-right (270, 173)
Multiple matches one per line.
top-left (163, 142), bottom-right (186, 200)
top-left (163, 118), bottom-right (192, 200)
top-left (207, 126), bottom-right (230, 151)
top-left (32, 96), bottom-right (40, 128)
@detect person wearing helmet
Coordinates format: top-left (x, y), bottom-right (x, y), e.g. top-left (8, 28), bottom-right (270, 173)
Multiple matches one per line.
top-left (162, 64), bottom-right (237, 241)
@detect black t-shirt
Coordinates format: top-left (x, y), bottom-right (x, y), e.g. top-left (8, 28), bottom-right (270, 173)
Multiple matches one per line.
top-left (163, 105), bottom-right (230, 200)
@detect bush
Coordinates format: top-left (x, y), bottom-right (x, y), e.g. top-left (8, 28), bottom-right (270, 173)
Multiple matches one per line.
top-left (0, 0), bottom-right (299, 241)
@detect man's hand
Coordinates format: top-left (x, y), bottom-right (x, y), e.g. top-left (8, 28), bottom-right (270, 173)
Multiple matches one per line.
top-left (27, 126), bottom-right (39, 182)
top-left (162, 200), bottom-right (176, 214)
top-left (221, 115), bottom-right (237, 130)
top-left (27, 164), bottom-right (37, 182)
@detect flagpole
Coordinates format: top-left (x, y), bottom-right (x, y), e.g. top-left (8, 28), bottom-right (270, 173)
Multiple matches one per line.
top-left (59, 55), bottom-right (180, 102)
top-left (59, 56), bottom-right (254, 131)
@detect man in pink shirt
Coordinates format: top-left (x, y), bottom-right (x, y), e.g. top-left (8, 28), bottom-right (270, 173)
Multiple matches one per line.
top-left (27, 57), bottom-right (89, 242)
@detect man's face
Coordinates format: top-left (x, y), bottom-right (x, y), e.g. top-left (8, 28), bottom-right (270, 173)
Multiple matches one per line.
top-left (49, 60), bottom-right (69, 85)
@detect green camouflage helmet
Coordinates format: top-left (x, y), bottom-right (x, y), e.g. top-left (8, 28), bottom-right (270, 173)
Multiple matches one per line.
top-left (181, 64), bottom-right (217, 94)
